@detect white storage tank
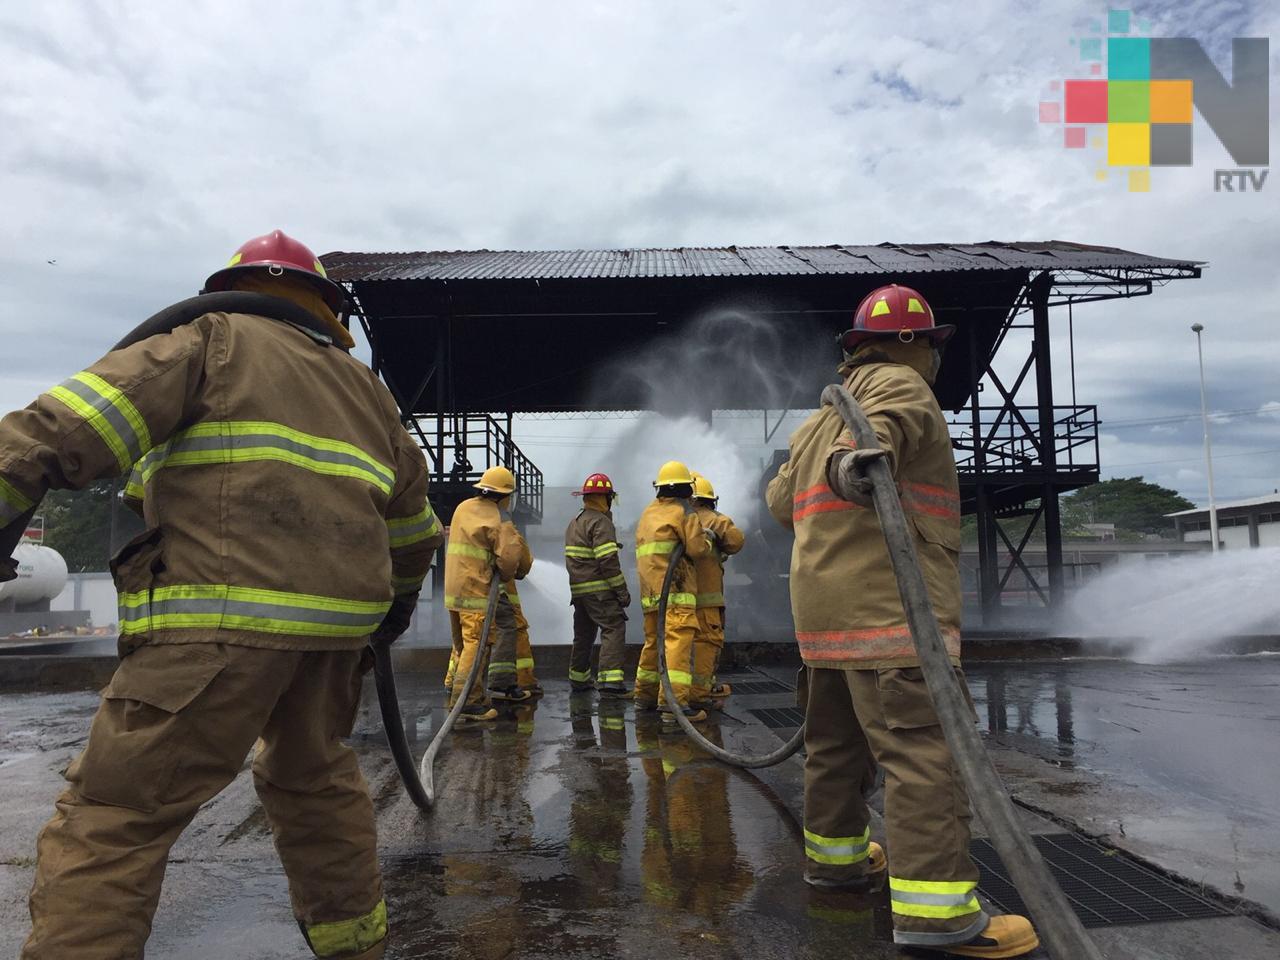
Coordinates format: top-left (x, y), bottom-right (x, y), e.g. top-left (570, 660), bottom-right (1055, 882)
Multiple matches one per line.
top-left (0, 543), bottom-right (70, 606)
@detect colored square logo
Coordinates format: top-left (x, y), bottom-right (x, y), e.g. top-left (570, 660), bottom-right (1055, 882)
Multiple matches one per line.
top-left (1128, 169), bottom-right (1150, 192)
top-left (1080, 37), bottom-right (1102, 61)
top-left (1064, 127), bottom-right (1087, 148)
top-left (1108, 81), bottom-right (1149, 122)
top-left (1108, 37), bottom-right (1149, 79)
top-left (1150, 80), bottom-right (1192, 123)
top-left (1039, 101), bottom-right (1061, 123)
top-left (1150, 123), bottom-right (1192, 166)
top-left (1064, 80), bottom-right (1108, 123)
top-left (1109, 9), bottom-right (1131, 34)
top-left (1108, 122), bottom-right (1150, 165)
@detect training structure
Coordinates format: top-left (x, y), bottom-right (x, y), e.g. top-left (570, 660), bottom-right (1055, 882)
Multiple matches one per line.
top-left (322, 243), bottom-right (1201, 624)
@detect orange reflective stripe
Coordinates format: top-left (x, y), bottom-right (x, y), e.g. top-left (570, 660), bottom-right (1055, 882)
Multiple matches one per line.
top-left (793, 483), bottom-right (864, 522)
top-left (900, 481), bottom-right (960, 522)
top-left (797, 625), bottom-right (959, 662)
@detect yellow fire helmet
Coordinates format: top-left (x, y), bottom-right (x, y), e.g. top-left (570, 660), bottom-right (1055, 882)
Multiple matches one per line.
top-left (692, 473), bottom-right (717, 500)
top-left (653, 460), bottom-right (695, 488)
top-left (474, 465), bottom-right (517, 494)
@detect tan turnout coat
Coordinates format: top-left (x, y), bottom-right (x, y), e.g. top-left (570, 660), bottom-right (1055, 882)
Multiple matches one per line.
top-left (564, 501), bottom-right (628, 602)
top-left (635, 497), bottom-right (711, 611)
top-left (766, 359), bottom-right (962, 668)
top-left (444, 496), bottom-right (527, 611)
top-left (692, 505), bottom-right (744, 608)
top-left (0, 311), bottom-right (441, 651)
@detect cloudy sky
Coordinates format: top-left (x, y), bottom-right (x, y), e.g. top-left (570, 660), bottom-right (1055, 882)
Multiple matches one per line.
top-left (2, 0), bottom-right (1277, 507)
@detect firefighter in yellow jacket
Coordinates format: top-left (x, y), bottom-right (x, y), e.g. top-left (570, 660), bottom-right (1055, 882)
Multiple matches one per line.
top-left (766, 285), bottom-right (1038, 958)
top-left (688, 472), bottom-right (744, 707)
top-left (0, 232), bottom-right (441, 960)
top-left (444, 466), bottom-right (533, 719)
top-left (634, 460), bottom-right (712, 723)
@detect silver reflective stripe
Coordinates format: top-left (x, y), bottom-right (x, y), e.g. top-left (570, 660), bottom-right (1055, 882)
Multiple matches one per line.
top-left (891, 912), bottom-right (989, 947)
top-left (170, 434), bottom-right (393, 487)
top-left (55, 375), bottom-right (147, 464)
top-left (804, 836), bottom-right (869, 857)
top-left (120, 597), bottom-right (385, 629)
top-left (890, 889), bottom-right (979, 906)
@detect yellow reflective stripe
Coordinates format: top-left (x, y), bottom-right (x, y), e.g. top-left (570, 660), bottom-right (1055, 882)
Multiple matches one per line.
top-left (592, 542), bottom-right (619, 558)
top-left (503, 587), bottom-right (522, 607)
top-left (47, 384), bottom-right (133, 470)
top-left (564, 545), bottom-right (594, 558)
top-left (601, 717), bottom-right (624, 730)
top-left (804, 826), bottom-right (870, 865)
top-left (668, 669), bottom-right (692, 685)
top-left (606, 574), bottom-right (626, 587)
top-left (641, 592), bottom-right (696, 609)
top-left (696, 591), bottom-right (725, 606)
top-left (569, 668), bottom-right (592, 682)
top-left (444, 594), bottom-right (490, 610)
top-left (447, 543), bottom-right (493, 561)
top-left (516, 657), bottom-right (535, 671)
top-left (636, 667), bottom-right (660, 682)
top-left (597, 669), bottom-right (625, 682)
top-left (73, 371), bottom-right (152, 454)
top-left (387, 504), bottom-right (441, 548)
top-left (118, 584), bottom-right (390, 638)
top-left (137, 421), bottom-right (395, 494)
top-left (306, 899), bottom-right (387, 958)
top-left (636, 540), bottom-right (676, 557)
top-left (0, 476), bottom-right (34, 525)
top-left (889, 877), bottom-right (980, 919)
top-left (570, 579), bottom-right (613, 595)
top-left (391, 572), bottom-right (427, 595)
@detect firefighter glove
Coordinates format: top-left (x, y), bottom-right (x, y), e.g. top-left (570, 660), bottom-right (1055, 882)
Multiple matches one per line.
top-left (829, 448), bottom-right (888, 508)
top-left (371, 594), bottom-right (417, 647)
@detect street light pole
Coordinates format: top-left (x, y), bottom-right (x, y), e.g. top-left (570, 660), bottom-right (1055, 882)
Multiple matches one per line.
top-left (1191, 323), bottom-right (1219, 552)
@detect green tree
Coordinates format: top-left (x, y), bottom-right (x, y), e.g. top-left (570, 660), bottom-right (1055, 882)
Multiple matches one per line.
top-left (1060, 477), bottom-right (1194, 537)
top-left (40, 481), bottom-right (116, 571)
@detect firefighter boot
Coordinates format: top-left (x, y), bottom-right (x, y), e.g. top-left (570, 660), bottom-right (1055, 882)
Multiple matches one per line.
top-left (916, 915), bottom-right (1040, 958)
top-left (804, 841), bottom-right (887, 892)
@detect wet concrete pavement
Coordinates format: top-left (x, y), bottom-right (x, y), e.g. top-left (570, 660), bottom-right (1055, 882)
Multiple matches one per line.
top-left (965, 656), bottom-right (1280, 919)
top-left (2, 660), bottom-right (1280, 959)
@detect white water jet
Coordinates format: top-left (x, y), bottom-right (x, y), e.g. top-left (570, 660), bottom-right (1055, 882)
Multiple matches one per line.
top-left (1061, 547), bottom-right (1280, 662)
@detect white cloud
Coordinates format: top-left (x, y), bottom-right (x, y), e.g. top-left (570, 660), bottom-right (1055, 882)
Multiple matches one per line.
top-left (1, 0), bottom-right (1278, 503)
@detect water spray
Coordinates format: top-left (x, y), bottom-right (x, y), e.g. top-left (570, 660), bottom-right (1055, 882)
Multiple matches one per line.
top-left (373, 575), bottom-right (501, 812)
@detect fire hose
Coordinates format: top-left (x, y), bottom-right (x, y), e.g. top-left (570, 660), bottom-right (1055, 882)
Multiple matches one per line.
top-left (372, 575), bottom-right (502, 812)
top-left (820, 383), bottom-right (1103, 960)
top-left (655, 548), bottom-right (805, 768)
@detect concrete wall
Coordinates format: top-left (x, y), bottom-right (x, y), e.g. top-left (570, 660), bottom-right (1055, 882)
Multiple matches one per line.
top-left (49, 573), bottom-right (118, 627)
top-left (1260, 523), bottom-right (1280, 548)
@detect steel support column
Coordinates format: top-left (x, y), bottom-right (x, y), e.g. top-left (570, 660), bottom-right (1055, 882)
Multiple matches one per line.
top-left (968, 320), bottom-right (999, 622)
top-left (1031, 273), bottom-right (1065, 606)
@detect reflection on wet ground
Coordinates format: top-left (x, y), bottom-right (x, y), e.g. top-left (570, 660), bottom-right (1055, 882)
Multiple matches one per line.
top-left (370, 676), bottom-right (903, 959)
top-left (966, 656), bottom-right (1280, 915)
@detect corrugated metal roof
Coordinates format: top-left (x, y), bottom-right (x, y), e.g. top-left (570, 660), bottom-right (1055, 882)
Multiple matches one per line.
top-left (321, 242), bottom-right (1201, 283)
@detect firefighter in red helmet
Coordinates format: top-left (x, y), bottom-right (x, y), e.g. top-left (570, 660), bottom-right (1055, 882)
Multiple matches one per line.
top-left (5, 230), bottom-right (438, 960)
top-left (767, 284), bottom-right (1039, 957)
top-left (564, 473), bottom-right (632, 696)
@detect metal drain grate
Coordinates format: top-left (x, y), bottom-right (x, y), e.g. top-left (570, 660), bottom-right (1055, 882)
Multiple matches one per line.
top-left (750, 706), bottom-right (806, 729)
top-left (728, 679), bottom-right (789, 696)
top-left (971, 834), bottom-right (1229, 927)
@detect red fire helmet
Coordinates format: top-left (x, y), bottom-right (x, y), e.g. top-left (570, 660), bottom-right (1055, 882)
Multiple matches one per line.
top-left (573, 473), bottom-right (616, 497)
top-left (203, 230), bottom-right (346, 313)
top-left (839, 284), bottom-right (955, 352)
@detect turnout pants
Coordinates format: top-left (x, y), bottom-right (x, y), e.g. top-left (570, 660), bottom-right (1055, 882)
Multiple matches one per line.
top-left (23, 642), bottom-right (385, 960)
top-left (802, 665), bottom-right (987, 947)
top-left (511, 606), bottom-right (538, 689)
top-left (569, 593), bottom-right (628, 686)
top-left (691, 607), bottom-right (725, 703)
top-left (635, 605), bottom-right (698, 709)
top-left (447, 597), bottom-right (519, 707)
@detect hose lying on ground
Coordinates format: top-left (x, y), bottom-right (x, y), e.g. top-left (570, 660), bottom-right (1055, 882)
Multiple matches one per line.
top-left (655, 547), bottom-right (806, 768)
top-left (823, 383), bottom-right (1104, 960)
top-left (371, 575), bottom-right (501, 812)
